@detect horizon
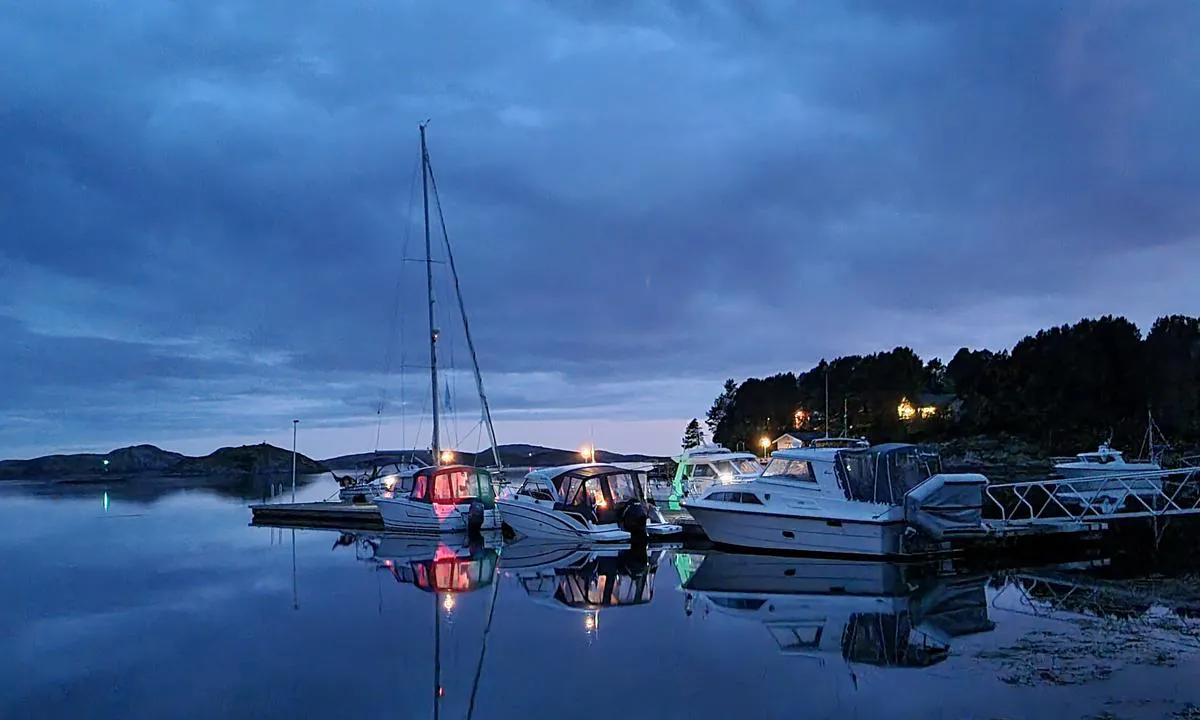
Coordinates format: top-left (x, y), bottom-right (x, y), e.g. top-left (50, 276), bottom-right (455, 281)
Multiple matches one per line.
top-left (4, 2), bottom-right (1198, 459)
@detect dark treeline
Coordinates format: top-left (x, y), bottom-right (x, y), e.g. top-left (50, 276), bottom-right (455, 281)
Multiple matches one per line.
top-left (707, 315), bottom-right (1200, 455)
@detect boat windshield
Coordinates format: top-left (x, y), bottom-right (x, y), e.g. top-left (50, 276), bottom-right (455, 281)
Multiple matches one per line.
top-left (732, 458), bottom-right (762, 475)
top-left (603, 473), bottom-right (640, 503)
top-left (762, 458), bottom-right (816, 483)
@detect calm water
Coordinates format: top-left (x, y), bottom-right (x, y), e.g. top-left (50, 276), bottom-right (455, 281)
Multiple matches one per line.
top-left (3, 475), bottom-right (1200, 720)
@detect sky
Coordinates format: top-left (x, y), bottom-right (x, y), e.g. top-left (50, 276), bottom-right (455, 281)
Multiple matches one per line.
top-left (3, 0), bottom-right (1199, 461)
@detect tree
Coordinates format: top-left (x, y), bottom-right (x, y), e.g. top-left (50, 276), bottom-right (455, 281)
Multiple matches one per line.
top-left (705, 378), bottom-right (738, 437)
top-left (682, 419), bottom-right (705, 449)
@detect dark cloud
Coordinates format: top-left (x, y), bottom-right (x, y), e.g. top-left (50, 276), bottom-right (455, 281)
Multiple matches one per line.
top-left (2, 0), bottom-right (1198, 456)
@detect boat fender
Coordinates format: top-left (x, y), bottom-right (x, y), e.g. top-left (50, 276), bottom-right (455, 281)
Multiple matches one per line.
top-left (466, 500), bottom-right (486, 538)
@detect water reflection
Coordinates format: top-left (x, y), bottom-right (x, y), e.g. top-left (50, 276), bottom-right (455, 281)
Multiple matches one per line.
top-left (681, 552), bottom-right (995, 669)
top-left (498, 540), bottom-right (669, 636)
top-left (5, 481), bottom-right (1200, 720)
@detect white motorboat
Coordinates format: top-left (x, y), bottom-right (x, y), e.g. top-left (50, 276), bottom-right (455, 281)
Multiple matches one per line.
top-left (1050, 412), bottom-right (1172, 507)
top-left (375, 464), bottom-right (502, 534)
top-left (646, 444), bottom-right (764, 507)
top-left (497, 463), bottom-right (681, 543)
top-left (336, 456), bottom-right (429, 502)
top-left (683, 443), bottom-right (989, 557)
top-left (682, 551), bottom-right (994, 667)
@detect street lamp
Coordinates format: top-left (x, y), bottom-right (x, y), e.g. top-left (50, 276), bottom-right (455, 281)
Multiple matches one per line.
top-left (291, 419), bottom-right (299, 503)
top-left (759, 435), bottom-right (770, 459)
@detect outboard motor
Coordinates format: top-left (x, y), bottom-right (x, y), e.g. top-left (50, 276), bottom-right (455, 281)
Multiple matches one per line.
top-left (466, 500), bottom-right (486, 539)
top-left (620, 501), bottom-right (649, 543)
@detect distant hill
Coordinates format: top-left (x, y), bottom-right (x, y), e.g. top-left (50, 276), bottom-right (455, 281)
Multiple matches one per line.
top-left (322, 443), bottom-right (668, 470)
top-left (0, 443), bottom-right (328, 481)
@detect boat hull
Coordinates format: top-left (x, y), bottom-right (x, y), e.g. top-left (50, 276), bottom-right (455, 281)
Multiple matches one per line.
top-left (497, 499), bottom-right (630, 542)
top-left (375, 497), bottom-right (501, 534)
top-left (683, 503), bottom-right (907, 557)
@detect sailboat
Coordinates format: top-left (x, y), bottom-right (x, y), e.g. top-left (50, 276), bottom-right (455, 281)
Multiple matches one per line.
top-left (374, 122), bottom-right (503, 535)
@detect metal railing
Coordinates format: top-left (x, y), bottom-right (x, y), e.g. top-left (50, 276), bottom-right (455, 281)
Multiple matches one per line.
top-left (985, 466), bottom-right (1200, 525)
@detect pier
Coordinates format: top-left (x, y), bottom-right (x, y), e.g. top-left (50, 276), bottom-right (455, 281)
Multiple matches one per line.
top-left (250, 501), bottom-right (707, 539)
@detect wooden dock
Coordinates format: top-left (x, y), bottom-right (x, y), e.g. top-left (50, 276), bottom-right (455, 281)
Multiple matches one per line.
top-left (249, 501), bottom-right (706, 539)
top-left (250, 501), bottom-right (384, 531)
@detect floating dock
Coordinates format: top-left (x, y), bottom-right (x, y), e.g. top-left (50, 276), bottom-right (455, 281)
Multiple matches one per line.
top-left (250, 501), bottom-right (384, 531)
top-left (249, 501), bottom-right (706, 539)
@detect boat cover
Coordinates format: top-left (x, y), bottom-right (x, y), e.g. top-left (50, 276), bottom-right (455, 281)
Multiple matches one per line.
top-left (903, 473), bottom-right (989, 540)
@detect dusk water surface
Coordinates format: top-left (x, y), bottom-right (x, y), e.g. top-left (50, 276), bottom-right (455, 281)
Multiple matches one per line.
top-left (3, 476), bottom-right (1200, 720)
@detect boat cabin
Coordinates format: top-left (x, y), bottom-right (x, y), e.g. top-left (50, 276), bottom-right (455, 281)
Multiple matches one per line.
top-left (762, 443), bottom-right (941, 505)
top-left (515, 464), bottom-right (645, 525)
top-left (674, 444), bottom-right (763, 483)
top-left (1071, 445), bottom-right (1126, 465)
top-left (389, 464), bottom-right (497, 507)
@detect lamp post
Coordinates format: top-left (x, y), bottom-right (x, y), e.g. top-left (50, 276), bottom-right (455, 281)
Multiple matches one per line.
top-left (291, 419), bottom-right (299, 503)
top-left (759, 436), bottom-right (770, 460)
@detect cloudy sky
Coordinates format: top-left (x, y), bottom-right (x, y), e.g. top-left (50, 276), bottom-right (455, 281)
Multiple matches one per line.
top-left (3, 0), bottom-right (1198, 460)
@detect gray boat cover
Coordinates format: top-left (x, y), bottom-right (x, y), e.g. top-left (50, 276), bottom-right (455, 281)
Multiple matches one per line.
top-left (903, 472), bottom-right (989, 540)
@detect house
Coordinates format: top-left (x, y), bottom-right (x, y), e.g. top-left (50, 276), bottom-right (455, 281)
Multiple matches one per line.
top-left (772, 430), bottom-right (826, 450)
top-left (898, 393), bottom-right (959, 421)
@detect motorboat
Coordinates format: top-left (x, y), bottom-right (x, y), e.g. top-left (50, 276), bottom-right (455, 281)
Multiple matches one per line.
top-left (682, 551), bottom-right (994, 667)
top-left (497, 463), bottom-right (681, 543)
top-left (1050, 413), bottom-right (1171, 509)
top-left (683, 443), bottom-right (989, 557)
top-left (375, 464), bottom-right (502, 535)
top-left (646, 444), bottom-right (764, 507)
top-left (336, 456), bottom-right (429, 503)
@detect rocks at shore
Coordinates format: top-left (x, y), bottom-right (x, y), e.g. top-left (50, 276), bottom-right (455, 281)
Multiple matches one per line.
top-left (938, 434), bottom-right (1052, 481)
top-left (0, 442), bottom-right (328, 482)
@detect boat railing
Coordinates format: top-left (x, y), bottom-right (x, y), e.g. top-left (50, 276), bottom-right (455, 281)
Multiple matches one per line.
top-left (984, 466), bottom-right (1200, 525)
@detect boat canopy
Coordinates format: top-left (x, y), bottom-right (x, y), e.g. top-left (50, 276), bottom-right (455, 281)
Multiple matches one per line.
top-left (520, 464), bottom-right (645, 524)
top-left (835, 443), bottom-right (937, 505)
top-left (408, 465), bottom-right (496, 507)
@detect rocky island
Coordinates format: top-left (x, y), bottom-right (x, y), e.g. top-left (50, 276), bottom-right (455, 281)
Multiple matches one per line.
top-left (0, 442), bottom-right (329, 483)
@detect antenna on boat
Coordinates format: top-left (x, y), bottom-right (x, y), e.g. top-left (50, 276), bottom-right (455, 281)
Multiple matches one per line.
top-left (420, 121), bottom-right (442, 468)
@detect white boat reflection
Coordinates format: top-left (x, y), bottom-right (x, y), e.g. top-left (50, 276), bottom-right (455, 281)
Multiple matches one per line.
top-left (334, 530), bottom-right (503, 597)
top-left (499, 539), bottom-right (670, 634)
top-left (682, 552), bottom-right (995, 668)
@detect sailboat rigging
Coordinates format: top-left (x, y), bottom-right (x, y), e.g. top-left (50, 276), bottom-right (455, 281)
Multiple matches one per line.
top-left (373, 122), bottom-right (504, 534)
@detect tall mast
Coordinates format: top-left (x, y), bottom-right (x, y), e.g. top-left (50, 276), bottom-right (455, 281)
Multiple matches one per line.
top-left (421, 122), bottom-right (441, 467)
top-left (424, 146), bottom-right (503, 470)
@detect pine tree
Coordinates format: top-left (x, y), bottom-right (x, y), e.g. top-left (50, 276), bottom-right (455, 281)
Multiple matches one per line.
top-left (682, 418), bottom-right (705, 449)
top-left (706, 378), bottom-right (738, 437)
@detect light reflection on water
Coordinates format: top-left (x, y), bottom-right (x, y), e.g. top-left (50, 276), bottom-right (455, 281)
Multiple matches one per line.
top-left (1, 479), bottom-right (1199, 720)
